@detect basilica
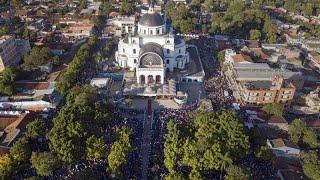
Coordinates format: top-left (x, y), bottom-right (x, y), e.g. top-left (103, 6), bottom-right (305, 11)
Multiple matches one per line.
top-left (115, 6), bottom-right (189, 85)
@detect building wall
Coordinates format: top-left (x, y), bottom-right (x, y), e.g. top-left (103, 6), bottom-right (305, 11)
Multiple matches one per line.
top-left (0, 36), bottom-right (24, 72)
top-left (240, 86), bottom-right (295, 105)
top-left (116, 35), bottom-right (188, 72)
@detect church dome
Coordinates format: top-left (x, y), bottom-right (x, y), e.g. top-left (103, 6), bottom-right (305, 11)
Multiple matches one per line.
top-left (139, 13), bottom-right (164, 27)
top-left (139, 43), bottom-right (164, 67)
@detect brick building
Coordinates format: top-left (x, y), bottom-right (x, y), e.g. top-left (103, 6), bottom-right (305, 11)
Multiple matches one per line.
top-left (227, 63), bottom-right (302, 105)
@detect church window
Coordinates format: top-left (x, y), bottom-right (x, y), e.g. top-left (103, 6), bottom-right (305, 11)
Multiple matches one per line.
top-left (132, 40), bottom-right (136, 43)
top-left (167, 49), bottom-right (170, 54)
top-left (123, 49), bottom-right (125, 53)
top-left (144, 29), bottom-right (146, 34)
top-left (166, 59), bottom-right (170, 64)
top-left (134, 59), bottom-right (137, 63)
top-left (150, 30), bottom-right (153, 34)
top-left (179, 49), bottom-right (181, 54)
top-left (133, 49), bottom-right (136, 54)
top-left (167, 40), bottom-right (170, 44)
top-left (156, 29), bottom-right (159, 34)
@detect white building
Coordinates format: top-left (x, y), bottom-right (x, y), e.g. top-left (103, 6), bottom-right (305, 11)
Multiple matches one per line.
top-left (115, 5), bottom-right (189, 85)
top-left (107, 16), bottom-right (136, 36)
top-left (267, 138), bottom-right (300, 157)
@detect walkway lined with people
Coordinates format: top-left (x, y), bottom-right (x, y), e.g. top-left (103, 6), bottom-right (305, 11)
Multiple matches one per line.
top-left (141, 98), bottom-right (153, 180)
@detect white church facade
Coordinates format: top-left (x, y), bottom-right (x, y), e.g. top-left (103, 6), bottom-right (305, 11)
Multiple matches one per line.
top-left (115, 6), bottom-right (189, 85)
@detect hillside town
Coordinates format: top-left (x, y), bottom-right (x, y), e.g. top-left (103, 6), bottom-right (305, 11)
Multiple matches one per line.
top-left (0, 0), bottom-right (319, 179)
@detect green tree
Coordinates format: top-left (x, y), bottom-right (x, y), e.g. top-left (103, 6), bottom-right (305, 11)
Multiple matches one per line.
top-left (23, 47), bottom-right (55, 69)
top-left (0, 26), bottom-right (9, 36)
top-left (303, 3), bottom-right (313, 17)
top-left (302, 128), bottom-right (318, 149)
top-left (189, 169), bottom-right (202, 180)
top-left (46, 105), bottom-right (87, 163)
top-left (210, 12), bottom-right (222, 34)
top-left (303, 163), bottom-right (320, 180)
top-left (189, 0), bottom-right (201, 11)
top-left (31, 152), bottom-right (59, 176)
top-left (301, 150), bottom-right (320, 179)
top-left (0, 154), bottom-right (15, 178)
top-left (0, 67), bottom-right (16, 96)
top-left (107, 127), bottom-right (132, 177)
top-left (173, 110), bottom-right (249, 178)
top-left (23, 28), bottom-right (37, 42)
top-left (254, 145), bottom-right (273, 161)
top-left (288, 119), bottom-right (318, 149)
top-left (225, 165), bottom-right (250, 180)
top-left (10, 137), bottom-right (31, 162)
top-left (26, 118), bottom-right (46, 139)
top-left (100, 2), bottom-right (112, 17)
top-left (120, 0), bottom-right (135, 15)
top-left (262, 103), bottom-right (284, 116)
top-left (165, 172), bottom-right (184, 180)
top-left (216, 50), bottom-right (225, 65)
top-left (57, 37), bottom-right (98, 94)
top-left (263, 17), bottom-right (278, 43)
top-left (218, 152), bottom-right (233, 179)
top-left (249, 29), bottom-right (262, 40)
top-left (203, 0), bottom-right (215, 12)
top-left (288, 119), bottom-right (306, 143)
top-left (85, 135), bottom-right (105, 160)
top-left (164, 121), bottom-right (180, 173)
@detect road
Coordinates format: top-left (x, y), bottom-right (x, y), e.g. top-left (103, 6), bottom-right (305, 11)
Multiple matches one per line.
top-left (141, 98), bottom-right (153, 180)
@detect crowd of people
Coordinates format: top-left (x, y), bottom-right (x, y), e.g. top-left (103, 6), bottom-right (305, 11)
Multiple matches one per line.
top-left (189, 37), bottom-right (236, 110)
top-left (237, 155), bottom-right (277, 180)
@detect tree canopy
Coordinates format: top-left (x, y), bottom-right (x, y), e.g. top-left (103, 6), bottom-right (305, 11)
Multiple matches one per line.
top-left (57, 36), bottom-right (98, 94)
top-left (23, 47), bottom-right (56, 69)
top-left (262, 103), bottom-right (284, 116)
top-left (225, 165), bottom-right (250, 180)
top-left (0, 67), bottom-right (16, 96)
top-left (164, 110), bottom-right (249, 178)
top-left (166, 2), bottom-right (197, 33)
top-left (301, 150), bottom-right (320, 179)
top-left (26, 118), bottom-right (46, 139)
top-left (31, 152), bottom-right (59, 176)
top-left (120, 0), bottom-right (135, 15)
top-left (86, 135), bottom-right (105, 160)
top-left (47, 84), bottom-right (113, 163)
top-left (288, 119), bottom-right (318, 149)
top-left (107, 127), bottom-right (132, 177)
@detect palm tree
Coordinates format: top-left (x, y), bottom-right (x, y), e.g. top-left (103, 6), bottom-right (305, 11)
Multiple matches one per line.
top-left (218, 152), bottom-right (233, 180)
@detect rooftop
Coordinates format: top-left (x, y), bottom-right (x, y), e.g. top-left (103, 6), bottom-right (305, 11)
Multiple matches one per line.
top-left (233, 63), bottom-right (302, 81)
top-left (232, 54), bottom-right (253, 63)
top-left (139, 12), bottom-right (164, 27)
top-left (270, 138), bottom-right (299, 149)
top-left (0, 35), bottom-right (12, 44)
top-left (309, 51), bottom-right (320, 63)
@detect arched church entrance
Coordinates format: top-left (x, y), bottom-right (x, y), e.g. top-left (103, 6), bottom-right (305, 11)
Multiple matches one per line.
top-left (147, 75), bottom-right (154, 84)
top-left (140, 75), bottom-right (146, 85)
top-left (156, 75), bottom-right (161, 84)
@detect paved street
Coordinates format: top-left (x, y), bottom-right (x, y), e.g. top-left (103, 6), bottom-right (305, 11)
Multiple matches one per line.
top-left (141, 99), bottom-right (153, 180)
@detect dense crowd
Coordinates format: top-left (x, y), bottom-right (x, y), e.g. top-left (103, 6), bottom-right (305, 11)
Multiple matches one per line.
top-left (237, 155), bottom-right (277, 180)
top-left (191, 37), bottom-right (236, 110)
